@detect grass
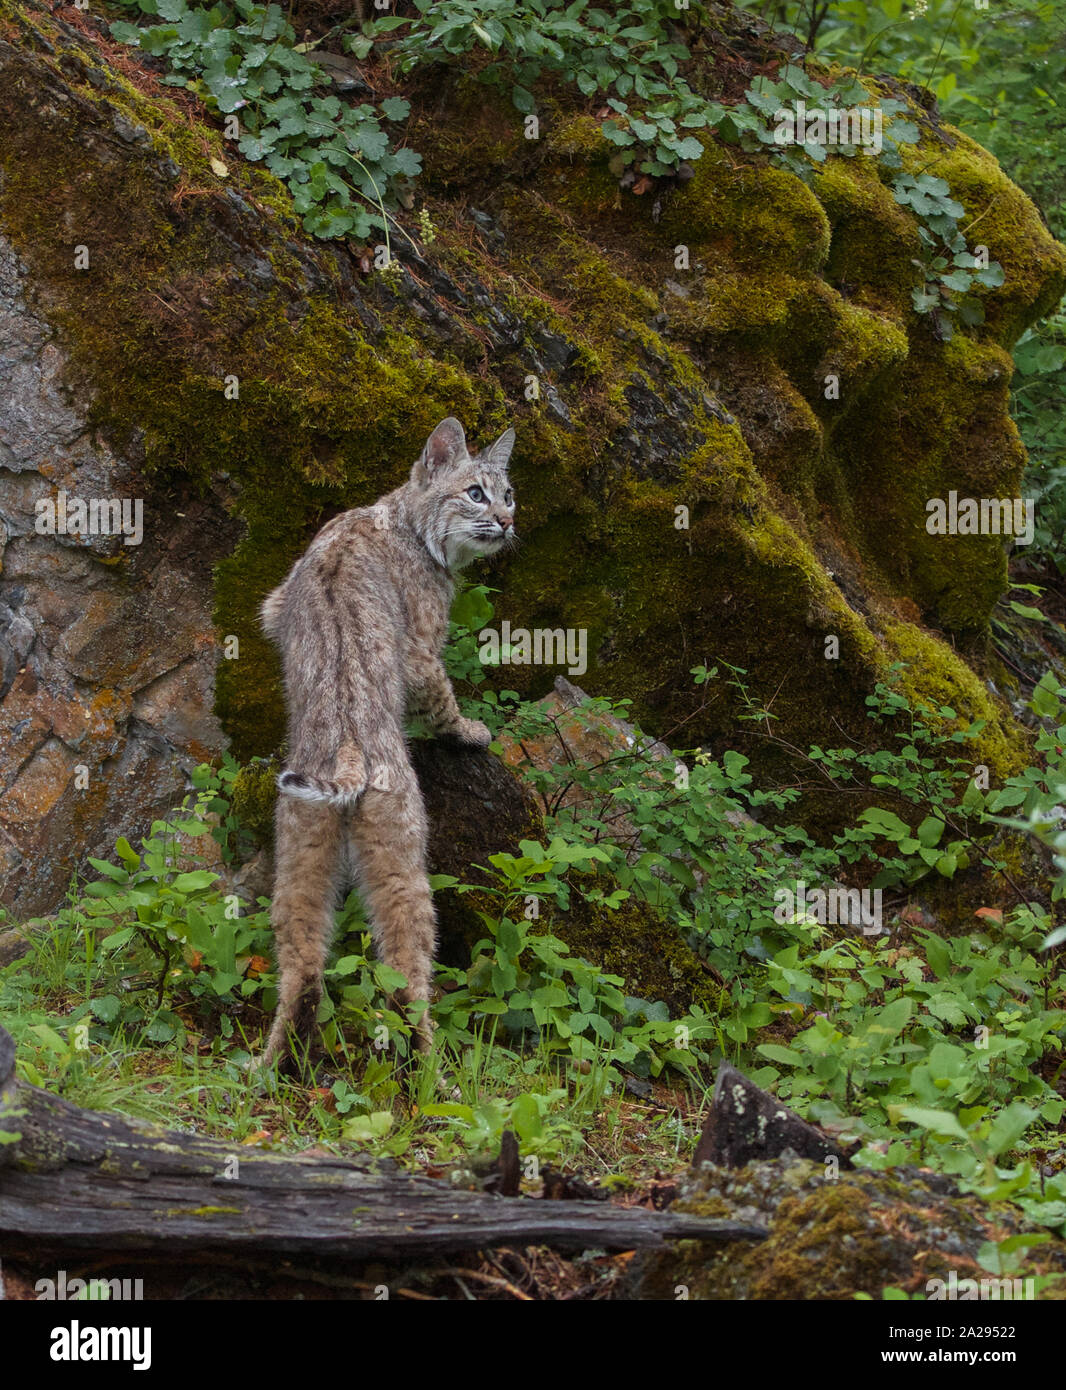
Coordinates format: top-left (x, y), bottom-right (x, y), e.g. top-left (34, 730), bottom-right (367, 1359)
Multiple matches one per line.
top-left (0, 917), bottom-right (709, 1189)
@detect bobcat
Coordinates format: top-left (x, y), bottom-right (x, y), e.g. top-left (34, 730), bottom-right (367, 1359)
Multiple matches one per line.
top-left (259, 417), bottom-right (516, 1071)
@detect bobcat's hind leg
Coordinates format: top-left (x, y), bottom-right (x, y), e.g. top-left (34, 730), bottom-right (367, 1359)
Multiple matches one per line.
top-left (347, 765), bottom-right (437, 1055)
top-left (261, 795), bottom-right (344, 1075)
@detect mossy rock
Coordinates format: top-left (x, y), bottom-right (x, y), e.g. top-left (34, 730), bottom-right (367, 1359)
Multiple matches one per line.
top-left (813, 156), bottom-right (924, 311)
top-left (229, 758), bottom-right (280, 847)
top-left (1, 0), bottom-right (1063, 864)
top-left (634, 1158), bottom-right (1066, 1300)
top-left (657, 141), bottom-right (832, 274)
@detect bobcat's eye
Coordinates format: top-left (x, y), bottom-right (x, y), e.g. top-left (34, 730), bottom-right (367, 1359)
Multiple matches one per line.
top-left (505, 489), bottom-right (513, 506)
top-left (466, 486), bottom-right (486, 503)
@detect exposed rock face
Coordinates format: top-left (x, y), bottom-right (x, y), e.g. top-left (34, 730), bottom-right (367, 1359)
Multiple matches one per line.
top-left (0, 0), bottom-right (1063, 915)
top-left (0, 237), bottom-right (231, 915)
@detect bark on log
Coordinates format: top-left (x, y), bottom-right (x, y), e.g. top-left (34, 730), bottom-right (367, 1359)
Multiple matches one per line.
top-left (0, 1029), bottom-right (766, 1263)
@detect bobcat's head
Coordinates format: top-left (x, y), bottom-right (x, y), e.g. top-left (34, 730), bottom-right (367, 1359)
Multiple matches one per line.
top-left (409, 417), bottom-right (516, 570)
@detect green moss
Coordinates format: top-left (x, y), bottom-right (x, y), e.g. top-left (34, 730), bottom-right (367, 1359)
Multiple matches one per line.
top-left (0, 0), bottom-right (1059, 850)
top-left (658, 137), bottom-right (831, 274)
top-left (775, 282), bottom-right (909, 429)
top-left (544, 111), bottom-right (612, 159)
top-left (230, 758), bottom-right (281, 843)
top-left (661, 269), bottom-right (808, 344)
top-left (407, 72), bottom-right (532, 191)
top-left (636, 1159), bottom-right (1066, 1299)
top-left (812, 158), bottom-right (921, 313)
top-left (832, 332), bottom-right (1024, 636)
top-left (880, 618), bottom-right (1029, 778)
top-left (171, 1205), bottom-right (242, 1217)
top-left (903, 128), bottom-right (1066, 344)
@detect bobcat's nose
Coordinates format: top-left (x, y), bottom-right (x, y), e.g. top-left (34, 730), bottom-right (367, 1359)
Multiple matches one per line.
top-left (496, 514), bottom-right (513, 532)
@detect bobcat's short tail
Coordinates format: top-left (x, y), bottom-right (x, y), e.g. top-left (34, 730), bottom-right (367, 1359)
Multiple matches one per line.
top-left (278, 742), bottom-right (368, 809)
top-left (277, 770), bottom-right (366, 810)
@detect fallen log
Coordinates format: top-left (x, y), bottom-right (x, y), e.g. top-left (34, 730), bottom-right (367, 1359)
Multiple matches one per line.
top-left (0, 1029), bottom-right (766, 1264)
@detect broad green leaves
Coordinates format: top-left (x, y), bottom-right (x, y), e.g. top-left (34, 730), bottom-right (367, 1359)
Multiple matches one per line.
top-left (433, 846), bottom-right (715, 1079)
top-left (109, 0), bottom-right (415, 240)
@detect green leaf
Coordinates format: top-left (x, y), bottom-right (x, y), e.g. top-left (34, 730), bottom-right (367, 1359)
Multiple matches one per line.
top-left (940, 270), bottom-right (972, 292)
top-left (924, 993), bottom-right (968, 1027)
top-left (960, 778), bottom-right (986, 812)
top-left (141, 24), bottom-right (180, 56)
top-left (757, 1043), bottom-right (802, 1065)
top-left (109, 20), bottom-right (144, 44)
top-left (923, 934), bottom-right (953, 981)
top-left (868, 996), bottom-right (913, 1046)
top-left (207, 970), bottom-right (241, 996)
top-left (511, 1092), bottom-right (542, 1141)
top-left (100, 927), bottom-right (136, 954)
top-left (171, 870), bottom-right (220, 892)
top-left (986, 1102), bottom-right (1038, 1159)
top-left (511, 85), bottom-right (536, 114)
top-left (87, 858), bottom-right (129, 883)
top-left (1008, 601), bottom-right (1044, 621)
top-left (391, 147), bottom-right (422, 177)
top-left (860, 808), bottom-right (910, 839)
top-left (84, 881), bottom-right (123, 899)
top-left (373, 963), bottom-right (408, 993)
top-left (331, 955), bottom-right (365, 978)
top-left (420, 1102), bottom-right (474, 1122)
top-left (897, 1106), bottom-right (970, 1141)
top-left (975, 263), bottom-right (1005, 288)
top-left (916, 815), bottom-right (945, 848)
top-left (115, 837), bottom-right (142, 869)
top-left (90, 995), bottom-right (122, 1023)
top-left (343, 1110), bottom-right (394, 1142)
top-left (888, 119), bottom-right (920, 144)
top-left (1031, 673), bottom-right (1064, 719)
top-left (30, 1023), bottom-right (69, 1056)
top-left (380, 96), bottom-right (410, 121)
top-left (239, 136), bottom-right (273, 161)
top-left (450, 585), bottom-right (494, 632)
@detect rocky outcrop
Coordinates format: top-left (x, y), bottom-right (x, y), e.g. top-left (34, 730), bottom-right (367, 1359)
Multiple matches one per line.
top-left (635, 1156), bottom-right (1066, 1299)
top-left (0, 0), bottom-right (1063, 914)
top-left (0, 235), bottom-right (234, 915)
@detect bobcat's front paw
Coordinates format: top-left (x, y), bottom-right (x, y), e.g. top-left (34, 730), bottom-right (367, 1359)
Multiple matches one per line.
top-left (450, 717), bottom-right (492, 749)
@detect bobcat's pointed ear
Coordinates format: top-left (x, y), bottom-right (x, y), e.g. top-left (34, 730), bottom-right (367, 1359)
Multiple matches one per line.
top-left (414, 417), bottom-right (468, 484)
top-left (482, 426), bottom-right (515, 471)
